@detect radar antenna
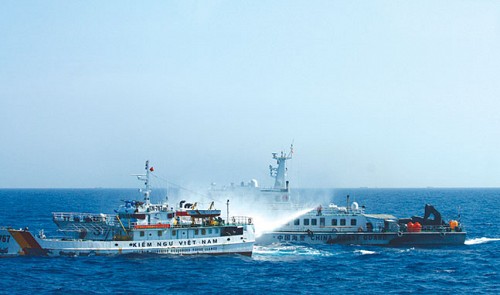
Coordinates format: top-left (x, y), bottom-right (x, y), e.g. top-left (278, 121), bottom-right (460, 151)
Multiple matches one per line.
top-left (269, 144), bottom-right (293, 190)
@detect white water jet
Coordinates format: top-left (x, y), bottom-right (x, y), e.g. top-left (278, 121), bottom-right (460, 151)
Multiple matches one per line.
top-left (252, 207), bottom-right (314, 238)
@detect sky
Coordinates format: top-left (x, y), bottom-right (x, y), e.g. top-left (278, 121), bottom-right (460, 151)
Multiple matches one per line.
top-left (1, 1), bottom-right (499, 188)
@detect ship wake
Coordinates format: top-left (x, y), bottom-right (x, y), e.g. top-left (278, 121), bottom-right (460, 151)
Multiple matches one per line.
top-left (464, 237), bottom-right (500, 245)
top-left (252, 244), bottom-right (334, 260)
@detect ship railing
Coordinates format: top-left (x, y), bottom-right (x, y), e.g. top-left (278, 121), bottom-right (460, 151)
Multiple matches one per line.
top-left (168, 221), bottom-right (223, 228)
top-left (52, 212), bottom-right (117, 226)
top-left (229, 216), bottom-right (253, 225)
top-left (420, 225), bottom-right (449, 232)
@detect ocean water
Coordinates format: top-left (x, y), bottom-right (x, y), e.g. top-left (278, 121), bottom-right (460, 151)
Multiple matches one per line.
top-left (0, 188), bottom-right (498, 294)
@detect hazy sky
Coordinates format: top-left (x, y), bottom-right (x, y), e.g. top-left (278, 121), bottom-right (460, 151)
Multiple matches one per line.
top-left (1, 1), bottom-right (499, 188)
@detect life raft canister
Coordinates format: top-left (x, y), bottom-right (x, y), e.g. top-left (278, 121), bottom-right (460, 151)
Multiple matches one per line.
top-left (413, 222), bottom-right (422, 232)
top-left (449, 220), bottom-right (458, 231)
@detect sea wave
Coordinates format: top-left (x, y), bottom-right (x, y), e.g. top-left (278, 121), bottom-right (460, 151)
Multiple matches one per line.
top-left (354, 249), bottom-right (378, 255)
top-left (253, 244), bottom-right (333, 258)
top-left (465, 237), bottom-right (500, 245)
top-left (435, 269), bottom-right (456, 273)
top-left (397, 247), bottom-right (415, 253)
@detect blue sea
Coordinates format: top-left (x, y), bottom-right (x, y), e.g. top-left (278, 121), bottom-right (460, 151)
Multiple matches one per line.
top-left (0, 188), bottom-right (498, 294)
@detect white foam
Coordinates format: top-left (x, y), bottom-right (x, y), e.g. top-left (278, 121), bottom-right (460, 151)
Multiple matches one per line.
top-left (397, 247), bottom-right (415, 253)
top-left (436, 269), bottom-right (456, 273)
top-left (354, 249), bottom-right (377, 255)
top-left (253, 244), bottom-right (333, 257)
top-left (465, 237), bottom-right (500, 245)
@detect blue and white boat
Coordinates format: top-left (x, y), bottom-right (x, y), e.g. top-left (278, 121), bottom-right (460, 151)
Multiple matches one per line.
top-left (0, 161), bottom-right (255, 257)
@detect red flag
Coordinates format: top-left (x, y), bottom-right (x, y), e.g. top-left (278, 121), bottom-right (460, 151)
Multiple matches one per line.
top-left (149, 167), bottom-right (154, 172)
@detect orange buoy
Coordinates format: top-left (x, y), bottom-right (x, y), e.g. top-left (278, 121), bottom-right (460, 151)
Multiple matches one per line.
top-left (407, 222), bottom-right (414, 232)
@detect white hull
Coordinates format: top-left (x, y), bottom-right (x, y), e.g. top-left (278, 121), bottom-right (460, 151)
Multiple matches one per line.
top-left (0, 228), bottom-right (254, 257)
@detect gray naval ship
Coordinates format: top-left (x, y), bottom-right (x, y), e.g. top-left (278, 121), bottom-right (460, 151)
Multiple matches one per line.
top-left (208, 145), bottom-right (298, 212)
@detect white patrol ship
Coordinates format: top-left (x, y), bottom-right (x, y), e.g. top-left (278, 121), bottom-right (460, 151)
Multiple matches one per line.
top-left (0, 161), bottom-right (255, 257)
top-left (258, 196), bottom-right (466, 246)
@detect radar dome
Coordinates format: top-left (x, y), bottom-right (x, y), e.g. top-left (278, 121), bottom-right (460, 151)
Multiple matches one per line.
top-left (351, 202), bottom-right (359, 211)
top-left (249, 179), bottom-right (259, 188)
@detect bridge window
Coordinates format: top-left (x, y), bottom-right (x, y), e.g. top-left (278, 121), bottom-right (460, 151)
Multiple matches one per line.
top-left (294, 219), bottom-right (300, 225)
top-left (172, 230), bottom-right (176, 236)
top-left (208, 229), bottom-right (213, 234)
top-left (331, 219), bottom-right (337, 226)
top-left (320, 218), bottom-right (325, 227)
top-left (194, 229), bottom-right (199, 235)
top-left (340, 219), bottom-right (346, 226)
top-left (158, 231), bottom-right (162, 237)
top-left (140, 231), bottom-right (145, 237)
top-left (202, 229), bottom-right (206, 235)
top-left (351, 219), bottom-right (357, 226)
top-left (303, 219), bottom-right (310, 226)
top-left (311, 219), bottom-right (317, 226)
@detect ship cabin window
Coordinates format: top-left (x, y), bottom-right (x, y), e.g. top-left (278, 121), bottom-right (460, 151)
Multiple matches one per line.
top-left (331, 219), bottom-right (337, 226)
top-left (140, 231), bottom-right (145, 237)
top-left (320, 218), bottom-right (325, 227)
top-left (215, 229), bottom-right (219, 234)
top-left (303, 219), bottom-right (310, 226)
top-left (351, 219), bottom-right (357, 226)
top-left (208, 229), bottom-right (213, 234)
top-left (158, 231), bottom-right (163, 237)
top-left (294, 219), bottom-right (300, 226)
top-left (194, 229), bottom-right (199, 235)
top-left (172, 230), bottom-right (176, 236)
top-left (340, 219), bottom-right (346, 226)
top-left (311, 219), bottom-right (317, 226)
top-left (202, 229), bottom-right (206, 235)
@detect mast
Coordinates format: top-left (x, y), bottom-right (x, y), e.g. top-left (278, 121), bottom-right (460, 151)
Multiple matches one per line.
top-left (143, 160), bottom-right (151, 205)
top-left (269, 144), bottom-right (293, 190)
top-left (134, 160), bottom-right (153, 205)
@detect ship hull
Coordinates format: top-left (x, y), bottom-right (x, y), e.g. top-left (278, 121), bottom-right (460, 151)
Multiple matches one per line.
top-left (257, 231), bottom-right (466, 246)
top-left (0, 228), bottom-right (254, 257)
